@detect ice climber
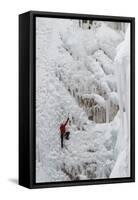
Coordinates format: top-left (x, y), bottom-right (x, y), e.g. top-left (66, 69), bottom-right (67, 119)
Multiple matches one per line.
top-left (60, 117), bottom-right (70, 148)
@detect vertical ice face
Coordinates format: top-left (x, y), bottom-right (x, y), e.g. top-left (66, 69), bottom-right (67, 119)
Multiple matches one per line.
top-left (110, 24), bottom-right (130, 178)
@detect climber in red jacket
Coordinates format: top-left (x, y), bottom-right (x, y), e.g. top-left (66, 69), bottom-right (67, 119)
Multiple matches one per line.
top-left (60, 117), bottom-right (70, 148)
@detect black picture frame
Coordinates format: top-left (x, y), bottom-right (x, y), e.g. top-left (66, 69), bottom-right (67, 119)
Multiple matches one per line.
top-left (19, 11), bottom-right (135, 189)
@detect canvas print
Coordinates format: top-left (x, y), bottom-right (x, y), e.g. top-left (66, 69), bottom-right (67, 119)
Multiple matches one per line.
top-left (36, 17), bottom-right (130, 183)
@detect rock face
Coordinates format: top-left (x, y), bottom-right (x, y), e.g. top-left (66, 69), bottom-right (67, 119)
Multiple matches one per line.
top-left (79, 20), bottom-right (128, 33)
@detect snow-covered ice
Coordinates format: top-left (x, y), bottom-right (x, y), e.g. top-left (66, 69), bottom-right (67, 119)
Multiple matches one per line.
top-left (36, 17), bottom-right (130, 182)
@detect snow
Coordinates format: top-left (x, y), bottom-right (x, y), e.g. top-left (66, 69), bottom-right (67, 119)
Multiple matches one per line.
top-left (36, 17), bottom-right (130, 182)
top-left (95, 23), bottom-right (124, 59)
top-left (109, 92), bottom-right (119, 105)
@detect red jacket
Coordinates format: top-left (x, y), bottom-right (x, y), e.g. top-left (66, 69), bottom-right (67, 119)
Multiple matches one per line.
top-left (60, 118), bottom-right (69, 135)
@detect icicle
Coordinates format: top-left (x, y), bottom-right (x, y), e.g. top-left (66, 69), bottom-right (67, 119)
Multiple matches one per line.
top-left (105, 97), bottom-right (110, 123)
